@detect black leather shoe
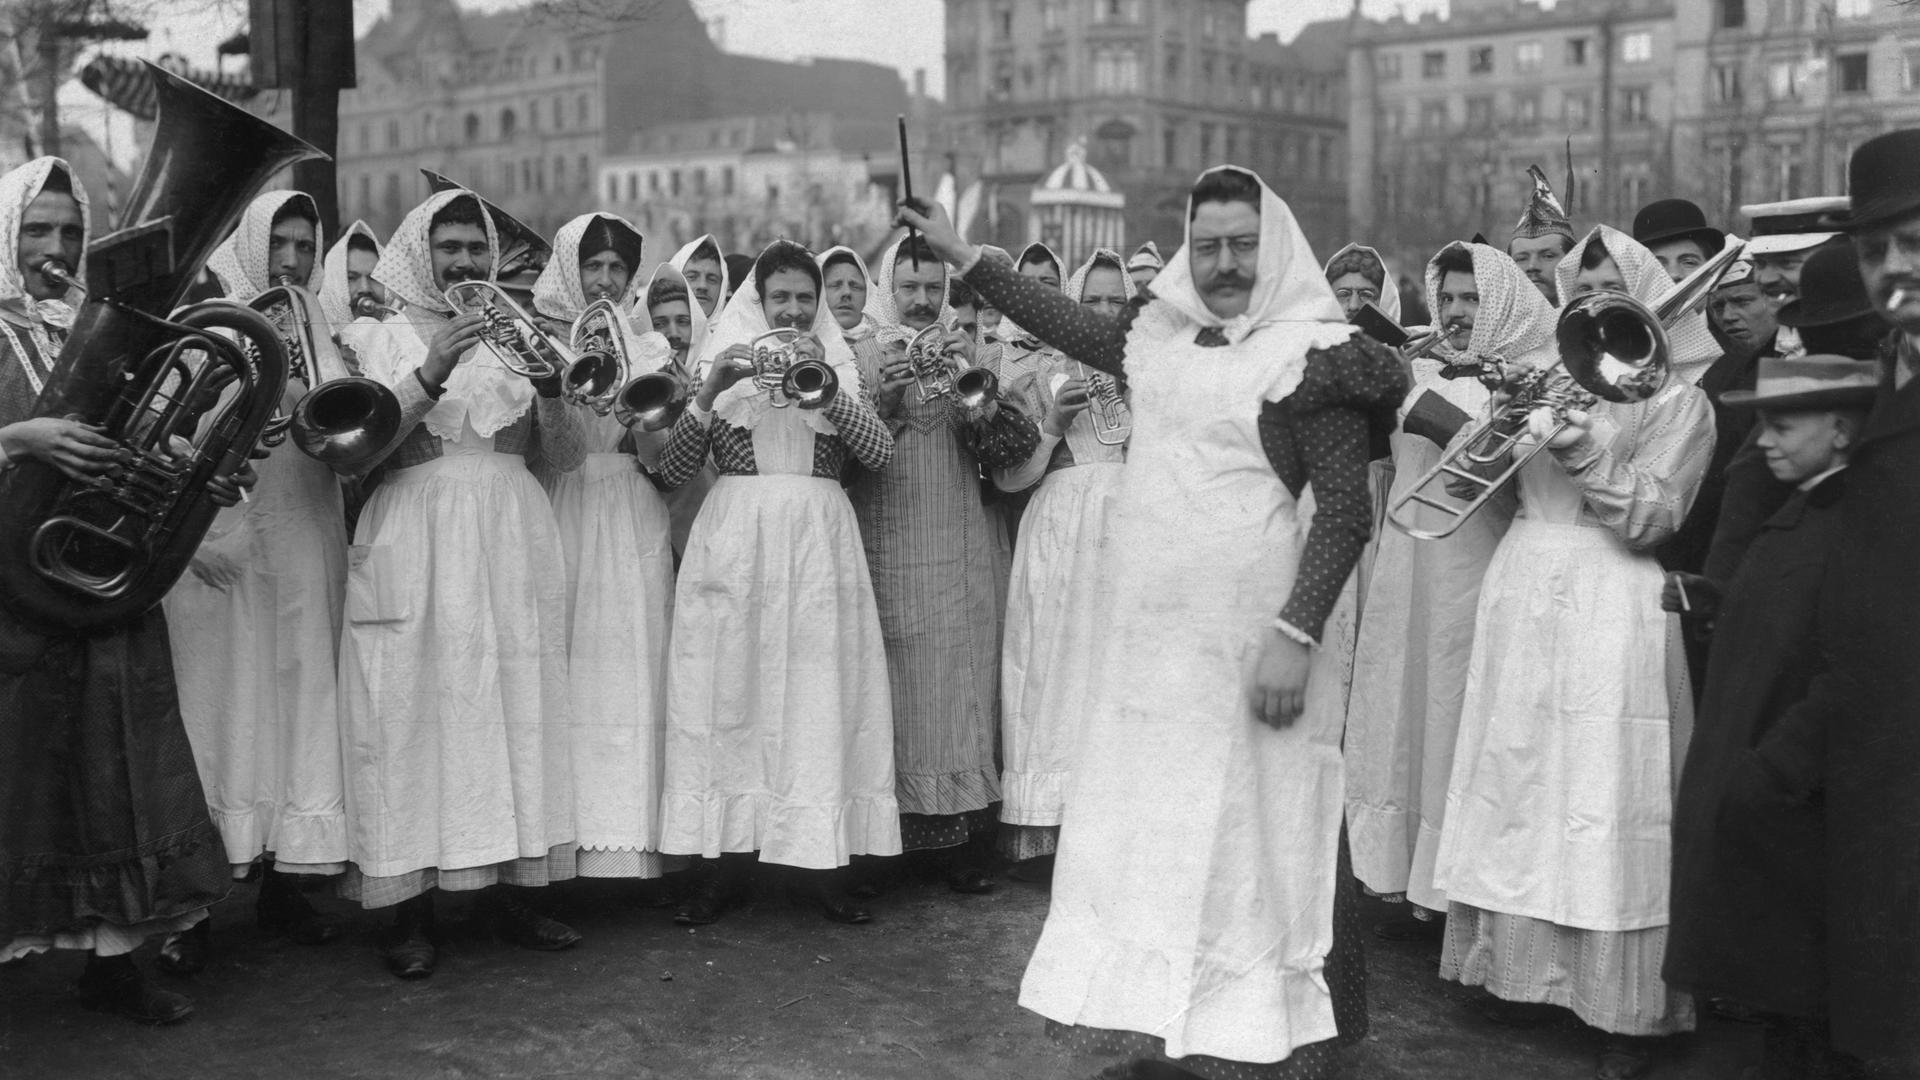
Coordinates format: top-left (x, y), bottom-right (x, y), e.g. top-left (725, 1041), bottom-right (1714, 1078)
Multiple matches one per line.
top-left (153, 917), bottom-right (210, 976)
top-left (493, 892), bottom-right (582, 951)
top-left (787, 871), bottom-right (872, 925)
top-left (257, 872), bottom-right (343, 945)
top-left (384, 927), bottom-right (436, 980)
top-left (76, 956), bottom-right (194, 1024)
top-left (946, 866), bottom-right (996, 895)
top-left (673, 864), bottom-right (748, 926)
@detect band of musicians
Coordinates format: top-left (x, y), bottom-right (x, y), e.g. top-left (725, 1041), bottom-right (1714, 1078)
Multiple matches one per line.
top-left (4, 61), bottom-right (1920, 1080)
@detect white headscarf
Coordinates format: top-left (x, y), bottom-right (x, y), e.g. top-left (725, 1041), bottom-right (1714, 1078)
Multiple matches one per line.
top-left (634, 260), bottom-right (710, 370)
top-left (1555, 224), bottom-right (1721, 383)
top-left (1066, 247), bottom-right (1137, 305)
top-left (205, 190), bottom-right (323, 303)
top-left (816, 244), bottom-right (876, 344)
top-left (1424, 241), bottom-right (1558, 366)
top-left (319, 219), bottom-right (382, 328)
top-left (0, 157), bottom-right (90, 331)
top-left (863, 233), bottom-right (953, 334)
top-left (373, 188), bottom-right (533, 439)
top-left (998, 240), bottom-right (1067, 346)
top-left (532, 211), bottom-right (645, 324)
top-left (669, 234), bottom-right (729, 317)
top-left (698, 240), bottom-right (861, 434)
top-left (1128, 165), bottom-right (1352, 351)
top-left (1323, 242), bottom-right (1401, 323)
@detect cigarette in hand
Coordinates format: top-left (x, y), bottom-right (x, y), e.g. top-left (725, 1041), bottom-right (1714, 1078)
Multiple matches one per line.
top-left (1891, 288), bottom-right (1909, 313)
top-left (1674, 576), bottom-right (1691, 613)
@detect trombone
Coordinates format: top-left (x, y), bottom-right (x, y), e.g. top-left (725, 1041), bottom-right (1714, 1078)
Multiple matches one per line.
top-left (751, 328), bottom-right (838, 410)
top-left (1386, 240), bottom-right (1746, 541)
top-left (251, 276), bottom-right (403, 467)
top-left (562, 298), bottom-right (631, 417)
top-left (444, 278), bottom-right (571, 381)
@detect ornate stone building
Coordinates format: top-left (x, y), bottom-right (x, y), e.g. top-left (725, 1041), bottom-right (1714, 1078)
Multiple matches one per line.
top-left (940, 0), bottom-right (1350, 259)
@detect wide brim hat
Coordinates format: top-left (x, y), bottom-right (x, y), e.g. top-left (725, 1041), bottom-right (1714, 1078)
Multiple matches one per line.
top-left (1742, 196), bottom-right (1848, 255)
top-left (1776, 237), bottom-right (1879, 327)
top-left (1634, 198), bottom-right (1726, 254)
top-left (1721, 353), bottom-right (1881, 410)
top-left (1830, 130), bottom-right (1920, 233)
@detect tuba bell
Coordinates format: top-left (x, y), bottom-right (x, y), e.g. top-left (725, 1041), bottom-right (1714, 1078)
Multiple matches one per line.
top-left (0, 61), bottom-right (323, 632)
top-left (252, 276), bottom-right (403, 467)
top-left (563, 298), bottom-right (632, 416)
top-left (1385, 239), bottom-right (1747, 541)
top-left (445, 279), bottom-right (572, 381)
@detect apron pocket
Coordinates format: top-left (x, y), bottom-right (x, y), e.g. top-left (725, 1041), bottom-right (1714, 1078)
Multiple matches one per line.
top-left (346, 544), bottom-right (411, 625)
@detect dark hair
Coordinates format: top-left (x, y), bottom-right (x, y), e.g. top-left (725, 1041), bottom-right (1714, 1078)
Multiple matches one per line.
top-left (1579, 235), bottom-right (1614, 271)
top-left (752, 240), bottom-right (822, 301)
top-left (1018, 247), bottom-right (1061, 277)
top-left (1325, 248), bottom-right (1385, 289)
top-left (687, 238), bottom-right (721, 267)
top-left (271, 194), bottom-right (319, 232)
top-left (346, 232), bottom-right (378, 256)
top-left (724, 252), bottom-right (754, 289)
top-left (1187, 168), bottom-right (1262, 220)
top-left (821, 250), bottom-right (865, 279)
top-left (892, 236), bottom-right (938, 270)
top-left (428, 194), bottom-right (488, 233)
top-left (947, 277), bottom-right (978, 311)
top-left (648, 277), bottom-right (690, 308)
top-left (1431, 245), bottom-right (1474, 280)
top-left (581, 216), bottom-right (643, 269)
top-left (39, 165), bottom-right (73, 196)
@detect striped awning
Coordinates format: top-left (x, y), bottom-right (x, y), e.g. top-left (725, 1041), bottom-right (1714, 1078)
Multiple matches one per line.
top-left (78, 54), bottom-right (258, 120)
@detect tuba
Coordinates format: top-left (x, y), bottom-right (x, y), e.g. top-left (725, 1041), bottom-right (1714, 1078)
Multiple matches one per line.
top-left (1386, 240), bottom-right (1747, 541)
top-left (750, 328), bottom-right (838, 410)
top-left (1084, 366), bottom-right (1132, 446)
top-left (445, 279), bottom-right (572, 381)
top-left (563, 298), bottom-right (631, 416)
top-left (252, 277), bottom-right (402, 467)
top-left (0, 62), bottom-right (322, 632)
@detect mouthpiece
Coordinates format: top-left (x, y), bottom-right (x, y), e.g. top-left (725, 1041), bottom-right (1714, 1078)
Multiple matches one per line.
top-left (1891, 288), bottom-right (1910, 313)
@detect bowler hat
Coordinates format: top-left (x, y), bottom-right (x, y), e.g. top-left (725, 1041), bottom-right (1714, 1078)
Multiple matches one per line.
top-left (1834, 129), bottom-right (1920, 233)
top-left (1633, 199), bottom-right (1726, 255)
top-left (1777, 238), bottom-right (1878, 327)
top-left (1722, 354), bottom-right (1881, 411)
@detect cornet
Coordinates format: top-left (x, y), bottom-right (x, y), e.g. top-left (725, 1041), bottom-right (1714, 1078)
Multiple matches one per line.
top-left (1084, 366), bottom-right (1131, 445)
top-left (562, 298), bottom-right (631, 416)
top-left (252, 276), bottom-right (404, 467)
top-left (444, 278), bottom-right (571, 381)
top-left (613, 336), bottom-right (694, 432)
top-left (895, 323), bottom-right (999, 411)
top-left (750, 328), bottom-right (838, 410)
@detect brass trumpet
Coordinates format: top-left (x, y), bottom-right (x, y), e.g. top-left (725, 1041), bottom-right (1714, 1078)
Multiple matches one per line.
top-left (252, 277), bottom-right (403, 467)
top-left (562, 298), bottom-right (631, 416)
top-left (898, 322), bottom-right (998, 411)
top-left (613, 333), bottom-right (694, 431)
top-left (444, 278), bottom-right (571, 380)
top-left (751, 327), bottom-right (838, 410)
top-left (350, 294), bottom-right (399, 320)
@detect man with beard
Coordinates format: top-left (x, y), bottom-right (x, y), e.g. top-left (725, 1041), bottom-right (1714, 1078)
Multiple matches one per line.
top-left (335, 189), bottom-right (587, 980)
top-left (849, 235), bottom-right (1040, 897)
top-left (1507, 166), bottom-right (1574, 305)
top-left (1741, 197), bottom-right (1848, 358)
top-left (1633, 198), bottom-right (1727, 284)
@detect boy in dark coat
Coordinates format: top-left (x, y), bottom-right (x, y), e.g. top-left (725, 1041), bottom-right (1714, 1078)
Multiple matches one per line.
top-left (1662, 355), bottom-right (1880, 1077)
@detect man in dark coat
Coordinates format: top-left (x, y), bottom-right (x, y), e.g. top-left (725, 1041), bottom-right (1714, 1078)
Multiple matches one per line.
top-left (1662, 355), bottom-right (1880, 1074)
top-left (1727, 129), bottom-right (1920, 1070)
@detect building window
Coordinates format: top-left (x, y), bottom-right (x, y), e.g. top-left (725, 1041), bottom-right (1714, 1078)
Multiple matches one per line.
top-left (553, 156), bottom-right (565, 190)
top-left (994, 3), bottom-right (1012, 40)
top-left (1319, 135), bottom-right (1336, 181)
top-left (606, 175), bottom-right (619, 203)
top-left (1621, 86), bottom-right (1650, 123)
top-left (1566, 37), bottom-right (1589, 66)
top-left (1836, 52), bottom-right (1869, 94)
top-left (1202, 4), bottom-right (1217, 39)
top-left (1163, 125), bottom-right (1179, 167)
top-left (578, 155), bottom-right (589, 190)
top-left (384, 173), bottom-right (400, 216)
top-left (1564, 92), bottom-right (1592, 129)
top-left (670, 169), bottom-right (681, 197)
top-left (1042, 0), bottom-right (1063, 31)
top-left (1768, 59), bottom-right (1807, 101)
top-left (1515, 41), bottom-right (1541, 73)
top-left (386, 118), bottom-right (400, 149)
top-left (1382, 105), bottom-right (1403, 136)
top-left (1468, 45), bottom-right (1493, 75)
top-left (1718, 0), bottom-right (1746, 28)
top-left (1281, 133), bottom-right (1298, 174)
top-left (1421, 50), bottom-right (1445, 78)
top-left (1044, 55), bottom-right (1066, 96)
top-left (1420, 99), bottom-right (1448, 131)
top-left (500, 107), bottom-right (517, 139)
top-left (1093, 0), bottom-right (1139, 24)
top-left (1199, 122), bottom-right (1214, 163)
top-left (357, 123), bottom-right (369, 153)
top-left (1622, 170), bottom-right (1648, 212)
top-left (1769, 142), bottom-right (1804, 200)
top-left (1905, 48), bottom-right (1920, 93)
top-left (1713, 62), bottom-right (1744, 103)
top-left (1165, 46), bottom-right (1183, 84)
top-left (464, 113), bottom-right (480, 142)
top-left (993, 60), bottom-right (1015, 99)
top-left (1465, 95), bottom-right (1494, 128)
top-left (1835, 0), bottom-right (1871, 17)
top-left (1621, 31), bottom-right (1652, 64)
top-left (693, 167), bottom-right (707, 195)
top-left (1376, 50), bottom-right (1400, 81)
top-left (357, 174), bottom-right (371, 213)
top-left (1515, 92), bottom-right (1541, 127)
top-left (722, 166), bottom-right (735, 195)
top-left (578, 95), bottom-right (591, 127)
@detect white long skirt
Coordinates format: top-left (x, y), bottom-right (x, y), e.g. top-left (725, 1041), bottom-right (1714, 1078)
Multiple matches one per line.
top-left (1000, 463), bottom-right (1122, 827)
top-left (338, 444), bottom-right (575, 881)
top-left (657, 475), bottom-right (902, 869)
top-left (552, 452), bottom-right (675, 878)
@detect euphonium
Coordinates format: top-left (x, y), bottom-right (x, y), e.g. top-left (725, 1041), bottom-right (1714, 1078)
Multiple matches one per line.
top-left (750, 327), bottom-right (838, 410)
top-left (252, 277), bottom-right (403, 467)
top-left (0, 61), bottom-right (322, 632)
top-left (1386, 239), bottom-right (1747, 541)
top-left (444, 279), bottom-right (572, 380)
top-left (563, 298), bottom-right (632, 416)
top-left (1084, 366), bottom-right (1132, 445)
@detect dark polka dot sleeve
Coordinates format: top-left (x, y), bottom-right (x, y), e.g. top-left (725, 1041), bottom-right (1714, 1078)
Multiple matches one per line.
top-left (968, 398), bottom-right (1043, 471)
top-left (1266, 335), bottom-right (1410, 641)
top-left (962, 257), bottom-right (1131, 377)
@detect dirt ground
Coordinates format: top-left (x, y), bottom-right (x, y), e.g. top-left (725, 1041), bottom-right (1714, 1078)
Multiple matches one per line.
top-left (2, 872), bottom-right (1761, 1079)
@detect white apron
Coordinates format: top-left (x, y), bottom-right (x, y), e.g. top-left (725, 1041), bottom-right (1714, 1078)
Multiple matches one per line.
top-left (1019, 332), bottom-right (1351, 1065)
top-left (657, 407), bottom-right (902, 869)
top-left (551, 412), bottom-right (675, 877)
top-left (163, 375), bottom-right (348, 872)
top-left (1432, 440), bottom-right (1673, 932)
top-left (338, 423), bottom-right (576, 879)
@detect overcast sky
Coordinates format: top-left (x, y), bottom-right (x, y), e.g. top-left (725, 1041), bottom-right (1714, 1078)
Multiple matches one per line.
top-left (63, 0), bottom-right (1434, 165)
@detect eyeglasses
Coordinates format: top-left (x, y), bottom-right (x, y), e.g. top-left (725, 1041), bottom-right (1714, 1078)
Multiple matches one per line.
top-left (1189, 235), bottom-right (1260, 260)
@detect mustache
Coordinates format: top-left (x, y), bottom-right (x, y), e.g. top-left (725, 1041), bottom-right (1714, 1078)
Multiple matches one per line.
top-left (772, 312), bottom-right (808, 328)
top-left (1204, 271), bottom-right (1252, 293)
top-left (442, 266), bottom-right (484, 283)
top-left (902, 302), bottom-right (938, 322)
